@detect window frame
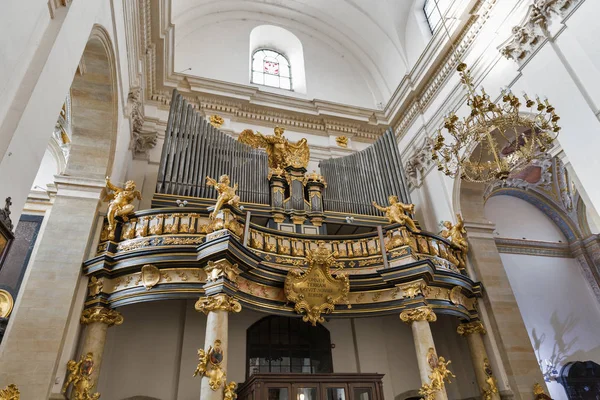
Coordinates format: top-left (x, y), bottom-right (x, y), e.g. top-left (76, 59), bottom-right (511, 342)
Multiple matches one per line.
top-left (250, 48), bottom-right (293, 91)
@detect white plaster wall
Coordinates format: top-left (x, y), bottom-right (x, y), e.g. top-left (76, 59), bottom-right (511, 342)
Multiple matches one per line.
top-left (501, 253), bottom-right (600, 400)
top-left (31, 148), bottom-right (59, 191)
top-left (485, 195), bottom-right (567, 242)
top-left (484, 195), bottom-right (600, 400)
top-left (98, 302), bottom-right (478, 400)
top-left (175, 21), bottom-right (379, 108)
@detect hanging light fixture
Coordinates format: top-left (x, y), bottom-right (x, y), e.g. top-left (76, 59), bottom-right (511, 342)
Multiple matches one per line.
top-left (428, 1), bottom-right (561, 183)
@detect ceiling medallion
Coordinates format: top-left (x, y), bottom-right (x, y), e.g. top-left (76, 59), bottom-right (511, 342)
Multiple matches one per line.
top-left (430, 63), bottom-right (561, 183)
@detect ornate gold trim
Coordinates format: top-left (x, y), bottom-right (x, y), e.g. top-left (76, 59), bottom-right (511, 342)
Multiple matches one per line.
top-left (457, 321), bottom-right (486, 336)
top-left (0, 290), bottom-right (14, 318)
top-left (80, 307), bottom-right (124, 327)
top-left (205, 260), bottom-right (239, 284)
top-left (195, 294), bottom-right (242, 314)
top-left (194, 339), bottom-right (227, 391)
top-left (0, 384), bottom-right (19, 400)
top-left (418, 348), bottom-right (455, 400)
top-left (482, 357), bottom-right (499, 400)
top-left (62, 352), bottom-right (101, 400)
top-left (399, 306), bottom-right (437, 323)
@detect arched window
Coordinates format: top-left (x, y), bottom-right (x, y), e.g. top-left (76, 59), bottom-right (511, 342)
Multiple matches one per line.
top-left (423, 0), bottom-right (450, 33)
top-left (251, 49), bottom-right (292, 91)
top-left (246, 316), bottom-right (333, 378)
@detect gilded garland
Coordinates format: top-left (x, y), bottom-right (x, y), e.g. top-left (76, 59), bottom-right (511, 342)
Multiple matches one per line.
top-left (284, 243), bottom-right (349, 326)
top-left (80, 307), bottom-right (124, 327)
top-left (400, 306), bottom-right (437, 323)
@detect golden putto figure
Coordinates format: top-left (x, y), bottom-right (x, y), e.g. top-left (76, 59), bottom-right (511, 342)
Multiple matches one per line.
top-left (418, 348), bottom-right (455, 400)
top-left (441, 213), bottom-right (468, 252)
top-left (238, 126), bottom-right (309, 169)
top-left (62, 352), bottom-right (101, 400)
top-left (104, 177), bottom-right (141, 240)
top-left (372, 195), bottom-right (420, 232)
top-left (206, 175), bottom-right (240, 220)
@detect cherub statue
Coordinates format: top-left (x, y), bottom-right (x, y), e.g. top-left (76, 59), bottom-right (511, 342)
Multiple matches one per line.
top-left (441, 213), bottom-right (468, 252)
top-left (224, 381), bottom-right (238, 400)
top-left (238, 126), bottom-right (309, 169)
top-left (62, 352), bottom-right (101, 400)
top-left (372, 195), bottom-right (420, 232)
top-left (206, 175), bottom-right (240, 220)
top-left (104, 177), bottom-right (141, 240)
top-left (431, 356), bottom-right (456, 387)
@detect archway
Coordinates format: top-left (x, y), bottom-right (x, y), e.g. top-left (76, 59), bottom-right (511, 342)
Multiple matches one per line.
top-left (0, 24), bottom-right (119, 399)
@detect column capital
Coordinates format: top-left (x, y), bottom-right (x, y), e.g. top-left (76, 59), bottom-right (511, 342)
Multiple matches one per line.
top-left (457, 321), bottom-right (487, 336)
top-left (195, 293), bottom-right (242, 315)
top-left (400, 306), bottom-right (437, 324)
top-left (80, 306), bottom-right (124, 327)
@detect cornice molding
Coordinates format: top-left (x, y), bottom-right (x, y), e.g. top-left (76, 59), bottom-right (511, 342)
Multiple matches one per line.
top-left (494, 237), bottom-right (572, 258)
top-left (137, 0), bottom-right (498, 142)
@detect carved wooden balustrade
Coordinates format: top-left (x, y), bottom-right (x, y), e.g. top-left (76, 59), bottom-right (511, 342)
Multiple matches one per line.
top-left (96, 208), bottom-right (466, 275)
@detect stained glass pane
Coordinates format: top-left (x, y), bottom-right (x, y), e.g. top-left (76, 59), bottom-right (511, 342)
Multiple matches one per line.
top-left (264, 59), bottom-right (280, 75)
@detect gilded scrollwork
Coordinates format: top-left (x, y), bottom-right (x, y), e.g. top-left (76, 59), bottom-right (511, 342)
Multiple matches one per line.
top-left (482, 358), bottom-right (499, 400)
top-left (209, 114), bottom-right (224, 128)
top-left (284, 243), bottom-right (349, 326)
top-left (62, 352), bottom-right (101, 400)
top-left (80, 306), bottom-right (124, 327)
top-left (399, 306), bottom-right (437, 323)
top-left (224, 381), bottom-right (238, 400)
top-left (457, 321), bottom-right (487, 336)
top-left (418, 348), bottom-right (455, 400)
top-left (205, 260), bottom-right (240, 283)
top-left (401, 281), bottom-right (427, 299)
top-left (87, 277), bottom-right (104, 297)
top-left (372, 196), bottom-right (420, 232)
top-left (195, 294), bottom-right (242, 315)
top-left (0, 384), bottom-right (19, 400)
top-left (194, 339), bottom-right (227, 391)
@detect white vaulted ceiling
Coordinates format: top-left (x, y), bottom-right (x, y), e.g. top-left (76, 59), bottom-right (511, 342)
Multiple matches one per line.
top-left (171, 0), bottom-right (418, 107)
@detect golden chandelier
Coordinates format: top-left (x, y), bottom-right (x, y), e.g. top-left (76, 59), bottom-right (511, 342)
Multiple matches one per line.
top-left (430, 63), bottom-right (561, 183)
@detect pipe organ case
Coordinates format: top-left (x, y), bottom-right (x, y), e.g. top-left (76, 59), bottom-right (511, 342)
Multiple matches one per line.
top-left (156, 89), bottom-right (270, 204)
top-left (319, 128), bottom-right (411, 216)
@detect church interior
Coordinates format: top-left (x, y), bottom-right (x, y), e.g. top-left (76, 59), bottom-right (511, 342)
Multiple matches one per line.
top-left (1, 1), bottom-right (600, 399)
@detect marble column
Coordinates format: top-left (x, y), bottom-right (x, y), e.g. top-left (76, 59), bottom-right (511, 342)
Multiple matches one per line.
top-left (400, 306), bottom-right (448, 400)
top-left (457, 321), bottom-right (500, 400)
top-left (78, 306), bottom-right (124, 389)
top-left (0, 176), bottom-right (105, 399)
top-left (195, 293), bottom-right (241, 400)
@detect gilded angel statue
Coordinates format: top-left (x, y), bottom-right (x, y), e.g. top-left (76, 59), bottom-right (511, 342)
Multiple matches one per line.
top-left (104, 177), bottom-right (142, 240)
top-left (62, 353), bottom-right (101, 400)
top-left (206, 175), bottom-right (240, 219)
top-left (372, 195), bottom-right (420, 232)
top-left (441, 213), bottom-right (468, 252)
top-left (238, 126), bottom-right (309, 169)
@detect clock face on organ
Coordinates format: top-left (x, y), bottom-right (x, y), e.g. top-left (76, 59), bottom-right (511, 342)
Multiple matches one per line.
top-left (264, 60), bottom-right (279, 75)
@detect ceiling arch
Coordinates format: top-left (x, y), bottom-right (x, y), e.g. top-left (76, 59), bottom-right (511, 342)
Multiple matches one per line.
top-left (171, 0), bottom-right (415, 102)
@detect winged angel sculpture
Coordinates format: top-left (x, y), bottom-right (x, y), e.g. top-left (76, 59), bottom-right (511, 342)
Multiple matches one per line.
top-left (238, 126), bottom-right (310, 169)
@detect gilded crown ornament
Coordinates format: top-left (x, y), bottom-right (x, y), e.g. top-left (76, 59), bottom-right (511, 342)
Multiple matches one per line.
top-left (80, 306), bottom-right (124, 327)
top-left (400, 306), bottom-right (437, 323)
top-left (0, 384), bottom-right (19, 400)
top-left (430, 63), bottom-right (560, 183)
